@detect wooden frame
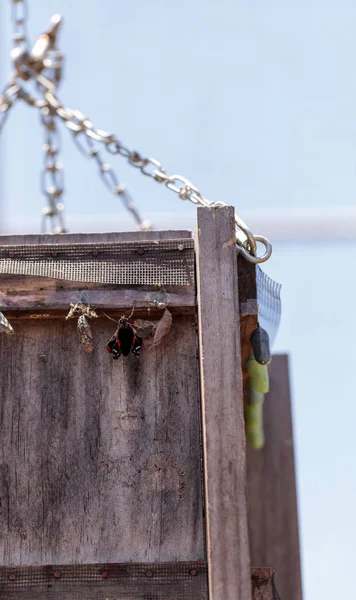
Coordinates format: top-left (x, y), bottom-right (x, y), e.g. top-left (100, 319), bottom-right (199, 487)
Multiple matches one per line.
top-left (0, 210), bottom-right (286, 599)
top-left (196, 206), bottom-right (251, 600)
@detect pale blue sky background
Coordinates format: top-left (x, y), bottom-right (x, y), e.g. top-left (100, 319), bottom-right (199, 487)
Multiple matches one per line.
top-left (1, 1), bottom-right (356, 597)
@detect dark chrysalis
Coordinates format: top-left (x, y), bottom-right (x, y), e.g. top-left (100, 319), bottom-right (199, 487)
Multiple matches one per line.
top-left (250, 324), bottom-right (271, 365)
top-left (77, 314), bottom-right (94, 354)
top-left (106, 316), bottom-right (143, 359)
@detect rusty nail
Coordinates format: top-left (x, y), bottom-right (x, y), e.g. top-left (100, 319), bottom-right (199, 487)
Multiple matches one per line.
top-left (137, 247), bottom-right (145, 255)
top-left (178, 244), bottom-right (184, 251)
top-left (92, 249), bottom-right (99, 257)
top-left (8, 574), bottom-right (16, 581)
top-left (146, 570), bottom-right (153, 578)
top-left (101, 570), bottom-right (108, 579)
top-left (53, 571), bottom-right (61, 578)
top-left (190, 568), bottom-right (197, 576)
top-left (8, 252), bottom-right (14, 258)
top-left (51, 251), bottom-right (58, 258)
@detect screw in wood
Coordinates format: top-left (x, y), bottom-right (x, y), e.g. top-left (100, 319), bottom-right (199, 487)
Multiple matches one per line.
top-left (146, 570), bottom-right (153, 578)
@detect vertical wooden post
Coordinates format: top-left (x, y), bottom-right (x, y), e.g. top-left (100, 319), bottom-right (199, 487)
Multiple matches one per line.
top-left (247, 354), bottom-right (303, 600)
top-left (196, 206), bottom-right (251, 600)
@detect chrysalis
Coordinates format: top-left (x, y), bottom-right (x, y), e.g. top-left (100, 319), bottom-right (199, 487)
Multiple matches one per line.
top-left (150, 308), bottom-right (172, 350)
top-left (250, 324), bottom-right (271, 365)
top-left (0, 311), bottom-right (14, 335)
top-left (66, 302), bottom-right (97, 353)
top-left (77, 314), bottom-right (94, 354)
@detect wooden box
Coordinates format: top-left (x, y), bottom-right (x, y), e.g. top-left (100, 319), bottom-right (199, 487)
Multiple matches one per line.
top-left (0, 207), bottom-right (290, 599)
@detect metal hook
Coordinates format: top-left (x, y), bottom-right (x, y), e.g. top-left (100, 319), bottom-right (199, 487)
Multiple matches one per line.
top-left (237, 235), bottom-right (272, 264)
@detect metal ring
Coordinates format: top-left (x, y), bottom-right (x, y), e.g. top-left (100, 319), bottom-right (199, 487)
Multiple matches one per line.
top-left (237, 235), bottom-right (272, 264)
top-left (235, 214), bottom-right (257, 256)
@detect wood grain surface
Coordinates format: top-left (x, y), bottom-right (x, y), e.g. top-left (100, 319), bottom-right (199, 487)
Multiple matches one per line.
top-left (0, 230), bottom-right (193, 245)
top-left (0, 315), bottom-right (204, 566)
top-left (196, 206), bottom-right (251, 600)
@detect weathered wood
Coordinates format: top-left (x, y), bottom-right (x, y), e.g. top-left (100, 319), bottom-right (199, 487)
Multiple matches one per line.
top-left (247, 355), bottom-right (303, 600)
top-left (196, 206), bottom-right (251, 600)
top-left (0, 288), bottom-right (195, 315)
top-left (0, 315), bottom-right (204, 565)
top-left (0, 230), bottom-right (193, 245)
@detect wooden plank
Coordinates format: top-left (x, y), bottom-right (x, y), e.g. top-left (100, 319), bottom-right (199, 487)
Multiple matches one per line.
top-left (247, 354), bottom-right (303, 600)
top-left (0, 229), bottom-right (192, 246)
top-left (0, 315), bottom-right (204, 565)
top-left (196, 206), bottom-right (251, 600)
top-left (0, 230), bottom-right (193, 245)
top-left (0, 288), bottom-right (195, 316)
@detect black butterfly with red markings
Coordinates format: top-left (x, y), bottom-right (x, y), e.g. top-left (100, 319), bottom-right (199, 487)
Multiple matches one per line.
top-left (106, 316), bottom-right (143, 359)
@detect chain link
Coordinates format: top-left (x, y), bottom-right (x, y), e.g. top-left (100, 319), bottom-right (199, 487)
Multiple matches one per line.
top-left (44, 88), bottom-right (272, 262)
top-left (0, 82), bottom-right (19, 136)
top-left (11, 0), bottom-right (29, 47)
top-left (72, 132), bottom-right (151, 230)
top-left (39, 106), bottom-right (66, 233)
top-left (0, 1), bottom-right (272, 262)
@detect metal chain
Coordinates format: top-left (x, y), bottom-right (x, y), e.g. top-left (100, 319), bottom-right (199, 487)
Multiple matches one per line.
top-left (43, 88), bottom-right (271, 263)
top-left (0, 82), bottom-right (19, 136)
top-left (39, 106), bottom-right (66, 233)
top-left (0, 2), bottom-right (272, 262)
top-left (11, 0), bottom-right (29, 48)
top-left (72, 131), bottom-right (152, 231)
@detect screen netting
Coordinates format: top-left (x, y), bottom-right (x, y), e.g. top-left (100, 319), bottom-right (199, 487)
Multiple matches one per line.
top-left (0, 239), bottom-right (195, 286)
top-left (0, 561), bottom-right (208, 599)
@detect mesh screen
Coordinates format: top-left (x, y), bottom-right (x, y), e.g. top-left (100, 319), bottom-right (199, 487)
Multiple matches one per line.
top-left (0, 240), bottom-right (194, 286)
top-left (0, 561), bottom-right (208, 599)
top-left (256, 265), bottom-right (282, 347)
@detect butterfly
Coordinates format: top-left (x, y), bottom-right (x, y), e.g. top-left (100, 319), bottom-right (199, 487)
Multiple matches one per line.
top-left (106, 316), bottom-right (143, 359)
